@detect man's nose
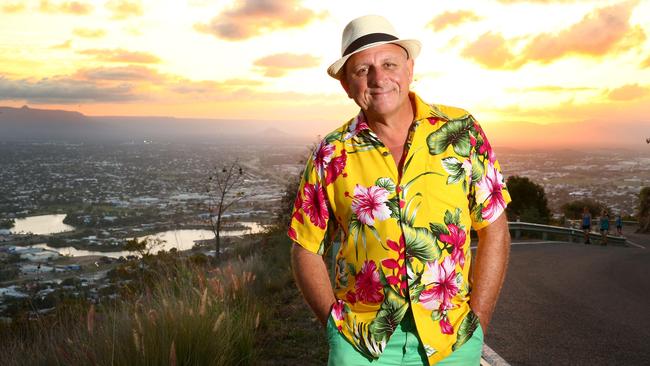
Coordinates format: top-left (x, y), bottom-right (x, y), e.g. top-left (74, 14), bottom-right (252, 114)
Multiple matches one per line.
top-left (368, 66), bottom-right (387, 86)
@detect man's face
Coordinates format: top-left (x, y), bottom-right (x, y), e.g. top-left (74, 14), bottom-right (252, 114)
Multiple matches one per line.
top-left (341, 43), bottom-right (414, 119)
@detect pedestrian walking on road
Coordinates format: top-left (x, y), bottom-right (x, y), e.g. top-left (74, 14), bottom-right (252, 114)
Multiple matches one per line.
top-left (600, 209), bottom-right (610, 246)
top-left (615, 212), bottom-right (623, 236)
top-left (582, 207), bottom-right (592, 244)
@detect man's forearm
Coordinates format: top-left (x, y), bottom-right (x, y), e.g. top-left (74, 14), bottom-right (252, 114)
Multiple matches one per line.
top-left (291, 243), bottom-right (336, 326)
top-left (470, 212), bottom-right (510, 334)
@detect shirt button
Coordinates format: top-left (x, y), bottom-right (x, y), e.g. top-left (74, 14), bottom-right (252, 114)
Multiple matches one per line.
top-left (382, 151), bottom-right (390, 156)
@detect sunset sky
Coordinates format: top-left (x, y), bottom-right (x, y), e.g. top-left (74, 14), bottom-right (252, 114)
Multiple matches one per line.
top-left (1, 0), bottom-right (649, 147)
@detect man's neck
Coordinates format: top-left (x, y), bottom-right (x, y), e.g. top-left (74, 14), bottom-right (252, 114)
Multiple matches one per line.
top-left (365, 95), bottom-right (415, 144)
top-left (364, 95), bottom-right (416, 168)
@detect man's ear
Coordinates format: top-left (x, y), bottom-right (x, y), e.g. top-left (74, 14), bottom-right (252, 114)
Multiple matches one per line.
top-left (407, 58), bottom-right (414, 84)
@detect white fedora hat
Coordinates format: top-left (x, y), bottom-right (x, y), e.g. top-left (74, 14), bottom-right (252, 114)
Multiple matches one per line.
top-left (327, 15), bottom-right (421, 80)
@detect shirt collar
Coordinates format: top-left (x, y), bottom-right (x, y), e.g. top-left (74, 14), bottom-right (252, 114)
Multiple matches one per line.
top-left (344, 92), bottom-right (448, 140)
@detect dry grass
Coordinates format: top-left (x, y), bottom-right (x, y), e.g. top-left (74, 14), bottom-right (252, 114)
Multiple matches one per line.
top-left (0, 232), bottom-right (290, 366)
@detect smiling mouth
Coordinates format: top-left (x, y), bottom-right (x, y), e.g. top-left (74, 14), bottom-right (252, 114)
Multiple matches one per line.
top-left (370, 89), bottom-right (394, 97)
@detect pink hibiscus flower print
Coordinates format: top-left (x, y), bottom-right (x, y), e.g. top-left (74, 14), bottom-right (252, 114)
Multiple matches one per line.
top-left (313, 140), bottom-right (335, 173)
top-left (476, 164), bottom-right (507, 222)
top-left (351, 114), bottom-right (370, 134)
top-left (345, 291), bottom-right (357, 304)
top-left (351, 184), bottom-right (391, 226)
top-left (419, 256), bottom-right (460, 311)
top-left (382, 236), bottom-right (407, 296)
top-left (288, 226), bottom-right (297, 241)
top-left (439, 224), bottom-right (467, 268)
top-left (355, 260), bottom-right (384, 304)
top-left (291, 193), bottom-right (304, 224)
top-left (301, 183), bottom-right (328, 229)
top-left (331, 299), bottom-right (346, 325)
top-left (475, 123), bottom-right (496, 163)
top-left (439, 316), bottom-right (454, 335)
top-left (325, 150), bottom-right (347, 185)
top-left (344, 114), bottom-right (370, 140)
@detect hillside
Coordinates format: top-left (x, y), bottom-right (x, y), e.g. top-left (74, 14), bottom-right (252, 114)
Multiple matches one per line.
top-left (1, 105), bottom-right (648, 150)
top-left (0, 106), bottom-right (315, 144)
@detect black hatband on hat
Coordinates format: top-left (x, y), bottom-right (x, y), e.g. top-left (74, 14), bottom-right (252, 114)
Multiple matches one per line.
top-left (343, 33), bottom-right (398, 56)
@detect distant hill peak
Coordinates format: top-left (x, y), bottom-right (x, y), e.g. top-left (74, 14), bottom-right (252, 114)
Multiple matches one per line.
top-left (0, 105), bottom-right (86, 119)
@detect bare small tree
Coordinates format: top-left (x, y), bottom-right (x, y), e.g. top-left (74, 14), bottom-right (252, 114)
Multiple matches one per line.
top-left (124, 236), bottom-right (164, 258)
top-left (206, 162), bottom-right (246, 262)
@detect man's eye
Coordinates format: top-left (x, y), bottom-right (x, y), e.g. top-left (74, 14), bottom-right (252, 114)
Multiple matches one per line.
top-left (384, 62), bottom-right (397, 68)
top-left (355, 67), bottom-right (368, 76)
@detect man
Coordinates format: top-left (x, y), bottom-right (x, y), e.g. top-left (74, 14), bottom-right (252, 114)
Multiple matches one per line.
top-left (289, 15), bottom-right (511, 365)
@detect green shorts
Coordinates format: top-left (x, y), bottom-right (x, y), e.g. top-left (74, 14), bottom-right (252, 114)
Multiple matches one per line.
top-left (326, 311), bottom-right (483, 365)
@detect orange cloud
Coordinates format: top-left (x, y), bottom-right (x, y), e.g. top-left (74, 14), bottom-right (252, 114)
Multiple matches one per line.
top-left (79, 49), bottom-right (161, 64)
top-left (1, 63), bottom-right (269, 106)
top-left (169, 80), bottom-right (240, 95)
top-left (1, 68), bottom-right (307, 110)
top-left (510, 85), bottom-right (595, 93)
top-left (75, 65), bottom-right (165, 83)
top-left (461, 32), bottom-right (523, 69)
top-left (105, 0), bottom-right (143, 20)
top-left (51, 40), bottom-right (72, 49)
top-left (608, 84), bottom-right (650, 101)
top-left (463, 1), bottom-right (643, 69)
top-left (253, 53), bottom-right (320, 77)
top-left (219, 78), bottom-right (264, 87)
top-left (194, 0), bottom-right (327, 40)
top-left (642, 56), bottom-right (650, 68)
top-left (427, 10), bottom-right (481, 31)
top-left (0, 75), bottom-right (134, 103)
top-left (73, 28), bottom-right (106, 38)
top-left (39, 0), bottom-right (93, 15)
top-left (1, 2), bottom-right (25, 13)
top-left (523, 1), bottom-right (642, 63)
top-left (496, 0), bottom-right (580, 3)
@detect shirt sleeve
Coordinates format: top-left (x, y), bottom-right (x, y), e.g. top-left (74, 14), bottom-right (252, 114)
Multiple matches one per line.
top-left (287, 150), bottom-right (331, 255)
top-left (467, 117), bottom-right (512, 231)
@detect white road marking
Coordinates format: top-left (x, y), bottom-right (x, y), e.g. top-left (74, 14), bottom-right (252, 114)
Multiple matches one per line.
top-left (626, 240), bottom-right (646, 249)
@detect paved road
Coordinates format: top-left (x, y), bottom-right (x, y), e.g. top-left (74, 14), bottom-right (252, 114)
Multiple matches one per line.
top-left (486, 237), bottom-right (650, 365)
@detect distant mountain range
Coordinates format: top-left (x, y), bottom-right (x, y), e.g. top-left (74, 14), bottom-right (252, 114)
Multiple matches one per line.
top-left (1, 105), bottom-right (648, 151)
top-left (0, 105), bottom-right (327, 144)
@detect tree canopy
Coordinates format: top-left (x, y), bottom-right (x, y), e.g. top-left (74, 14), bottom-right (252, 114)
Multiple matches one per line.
top-left (560, 198), bottom-right (607, 220)
top-left (505, 175), bottom-right (551, 224)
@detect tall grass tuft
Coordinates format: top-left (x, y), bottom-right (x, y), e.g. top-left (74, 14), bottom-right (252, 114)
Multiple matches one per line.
top-left (0, 232), bottom-right (293, 366)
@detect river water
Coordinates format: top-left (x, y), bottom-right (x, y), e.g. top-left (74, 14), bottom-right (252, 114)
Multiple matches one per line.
top-left (10, 214), bottom-right (265, 258)
top-left (9, 214), bottom-right (75, 235)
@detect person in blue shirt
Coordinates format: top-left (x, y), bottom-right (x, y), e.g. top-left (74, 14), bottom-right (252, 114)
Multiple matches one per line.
top-left (582, 207), bottom-right (592, 244)
top-left (615, 212), bottom-right (623, 236)
top-left (599, 209), bottom-right (610, 246)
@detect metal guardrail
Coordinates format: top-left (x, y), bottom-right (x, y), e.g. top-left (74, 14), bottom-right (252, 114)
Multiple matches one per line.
top-left (329, 221), bottom-right (631, 280)
top-left (329, 221), bottom-right (631, 272)
top-left (507, 221), bottom-right (628, 246)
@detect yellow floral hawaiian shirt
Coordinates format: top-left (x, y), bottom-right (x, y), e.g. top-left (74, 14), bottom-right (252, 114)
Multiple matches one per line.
top-left (288, 92), bottom-right (511, 364)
